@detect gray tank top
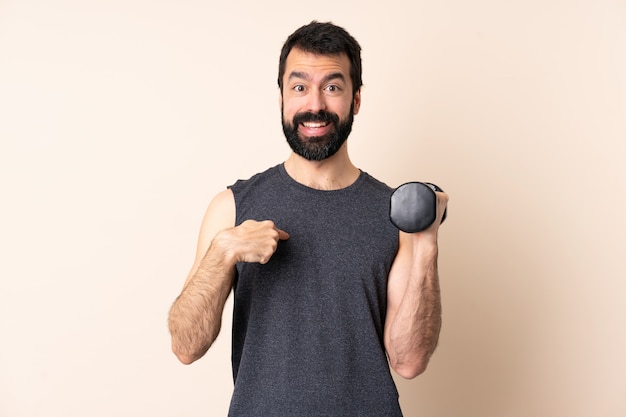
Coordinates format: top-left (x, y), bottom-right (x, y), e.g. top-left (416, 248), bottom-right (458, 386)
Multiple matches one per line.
top-left (228, 164), bottom-right (402, 416)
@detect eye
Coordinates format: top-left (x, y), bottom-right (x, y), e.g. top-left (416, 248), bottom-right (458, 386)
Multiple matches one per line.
top-left (293, 85), bottom-right (305, 93)
top-left (325, 84), bottom-right (342, 94)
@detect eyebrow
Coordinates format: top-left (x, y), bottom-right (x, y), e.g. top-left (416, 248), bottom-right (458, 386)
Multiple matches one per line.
top-left (288, 71), bottom-right (346, 84)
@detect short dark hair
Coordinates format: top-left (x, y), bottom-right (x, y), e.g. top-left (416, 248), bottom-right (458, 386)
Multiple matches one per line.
top-left (277, 21), bottom-right (362, 97)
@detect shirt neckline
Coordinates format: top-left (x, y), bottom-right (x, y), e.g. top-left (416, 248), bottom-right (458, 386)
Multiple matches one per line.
top-left (277, 163), bottom-right (365, 194)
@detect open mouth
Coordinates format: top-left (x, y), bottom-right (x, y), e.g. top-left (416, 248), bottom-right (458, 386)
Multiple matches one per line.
top-left (292, 111), bottom-right (338, 137)
top-left (302, 121), bottom-right (329, 128)
top-left (299, 120), bottom-right (332, 137)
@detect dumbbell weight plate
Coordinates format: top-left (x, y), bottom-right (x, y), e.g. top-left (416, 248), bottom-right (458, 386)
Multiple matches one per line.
top-left (389, 182), bottom-right (447, 233)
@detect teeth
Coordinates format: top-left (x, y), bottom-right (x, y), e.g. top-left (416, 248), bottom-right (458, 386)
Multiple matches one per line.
top-left (303, 121), bottom-right (327, 128)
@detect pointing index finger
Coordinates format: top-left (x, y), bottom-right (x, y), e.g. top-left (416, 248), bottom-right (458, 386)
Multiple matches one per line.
top-left (275, 227), bottom-right (290, 240)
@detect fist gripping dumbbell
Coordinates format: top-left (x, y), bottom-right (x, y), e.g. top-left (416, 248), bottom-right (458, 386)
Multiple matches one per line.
top-left (389, 182), bottom-right (448, 233)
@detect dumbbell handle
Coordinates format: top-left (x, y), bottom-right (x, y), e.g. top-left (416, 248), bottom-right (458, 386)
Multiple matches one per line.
top-left (389, 182), bottom-right (447, 233)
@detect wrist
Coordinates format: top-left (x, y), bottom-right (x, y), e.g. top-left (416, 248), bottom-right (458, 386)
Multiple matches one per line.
top-left (410, 233), bottom-right (438, 258)
top-left (209, 229), bottom-right (240, 266)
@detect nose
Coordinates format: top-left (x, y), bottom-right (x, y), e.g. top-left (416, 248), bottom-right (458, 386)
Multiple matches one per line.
top-left (305, 89), bottom-right (326, 113)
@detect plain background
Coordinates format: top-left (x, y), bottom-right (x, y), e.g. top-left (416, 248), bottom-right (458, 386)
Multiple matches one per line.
top-left (1, 0), bottom-right (625, 416)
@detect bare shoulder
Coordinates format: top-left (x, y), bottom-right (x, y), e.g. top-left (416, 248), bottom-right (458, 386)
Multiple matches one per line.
top-left (206, 188), bottom-right (236, 218)
top-left (199, 188), bottom-right (236, 244)
top-left (183, 189), bottom-right (236, 284)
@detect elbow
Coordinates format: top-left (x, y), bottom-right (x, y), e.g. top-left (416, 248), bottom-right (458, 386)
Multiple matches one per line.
top-left (394, 365), bottom-right (426, 379)
top-left (171, 340), bottom-right (208, 365)
top-left (174, 351), bottom-right (197, 365)
top-left (168, 319), bottom-right (215, 365)
top-left (390, 354), bottom-right (431, 379)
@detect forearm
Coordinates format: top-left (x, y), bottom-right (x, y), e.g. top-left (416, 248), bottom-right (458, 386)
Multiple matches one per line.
top-left (386, 241), bottom-right (442, 378)
top-left (168, 242), bottom-right (236, 364)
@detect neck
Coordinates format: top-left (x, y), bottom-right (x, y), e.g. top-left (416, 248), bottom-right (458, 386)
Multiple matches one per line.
top-left (284, 147), bottom-right (360, 191)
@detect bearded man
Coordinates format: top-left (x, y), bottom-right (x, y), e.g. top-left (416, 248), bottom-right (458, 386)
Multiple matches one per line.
top-left (168, 21), bottom-right (448, 417)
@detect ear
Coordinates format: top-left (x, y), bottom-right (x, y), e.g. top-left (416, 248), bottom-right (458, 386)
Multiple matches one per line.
top-left (278, 89), bottom-right (283, 110)
top-left (352, 88), bottom-right (361, 115)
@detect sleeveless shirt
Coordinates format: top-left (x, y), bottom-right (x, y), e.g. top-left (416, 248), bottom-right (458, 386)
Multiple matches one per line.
top-left (227, 164), bottom-right (402, 416)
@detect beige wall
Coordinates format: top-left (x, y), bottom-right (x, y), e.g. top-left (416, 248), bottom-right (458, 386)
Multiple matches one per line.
top-left (1, 1), bottom-right (624, 416)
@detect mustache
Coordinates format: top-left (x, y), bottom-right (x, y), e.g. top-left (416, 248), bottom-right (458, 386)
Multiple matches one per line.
top-left (292, 110), bottom-right (339, 126)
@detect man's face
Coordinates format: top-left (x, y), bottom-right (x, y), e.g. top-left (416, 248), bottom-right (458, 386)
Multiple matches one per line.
top-left (280, 48), bottom-right (361, 161)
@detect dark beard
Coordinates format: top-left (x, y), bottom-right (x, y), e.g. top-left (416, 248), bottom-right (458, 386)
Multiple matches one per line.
top-left (281, 105), bottom-right (354, 161)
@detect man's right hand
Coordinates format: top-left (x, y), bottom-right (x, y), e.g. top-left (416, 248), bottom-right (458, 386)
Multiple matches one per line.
top-left (214, 219), bottom-right (290, 265)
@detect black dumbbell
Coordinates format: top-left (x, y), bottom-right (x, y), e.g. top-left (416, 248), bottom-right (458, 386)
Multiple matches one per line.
top-left (389, 182), bottom-right (447, 233)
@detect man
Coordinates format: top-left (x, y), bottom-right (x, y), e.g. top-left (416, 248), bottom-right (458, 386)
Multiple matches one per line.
top-left (168, 21), bottom-right (448, 416)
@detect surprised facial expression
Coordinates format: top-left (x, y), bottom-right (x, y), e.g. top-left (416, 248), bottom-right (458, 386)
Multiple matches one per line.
top-left (280, 49), bottom-right (361, 161)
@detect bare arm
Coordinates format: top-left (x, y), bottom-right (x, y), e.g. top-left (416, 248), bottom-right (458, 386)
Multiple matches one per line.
top-left (168, 189), bottom-right (236, 364)
top-left (168, 189), bottom-right (289, 364)
top-left (384, 190), bottom-right (449, 379)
